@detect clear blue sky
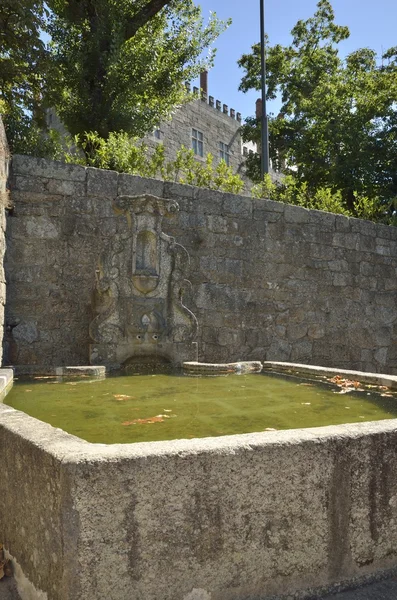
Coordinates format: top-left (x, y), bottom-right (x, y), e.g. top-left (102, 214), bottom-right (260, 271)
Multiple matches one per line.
top-left (194, 0), bottom-right (397, 120)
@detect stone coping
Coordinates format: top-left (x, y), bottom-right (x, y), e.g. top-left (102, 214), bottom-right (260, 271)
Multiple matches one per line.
top-left (1, 378), bottom-right (397, 463)
top-left (183, 360), bottom-right (262, 374)
top-left (2, 363), bottom-right (397, 460)
top-left (55, 366), bottom-right (106, 378)
top-left (12, 365), bottom-right (106, 378)
top-left (263, 361), bottom-right (397, 389)
top-left (0, 369), bottom-right (13, 399)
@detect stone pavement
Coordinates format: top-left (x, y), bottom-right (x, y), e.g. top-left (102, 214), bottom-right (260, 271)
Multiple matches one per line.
top-left (1, 576), bottom-right (397, 600)
top-left (322, 578), bottom-right (397, 599)
top-left (0, 577), bottom-right (21, 600)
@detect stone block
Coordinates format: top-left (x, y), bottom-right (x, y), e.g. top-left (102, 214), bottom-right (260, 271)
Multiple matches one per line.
top-left (291, 339), bottom-right (313, 362)
top-left (374, 347), bottom-right (388, 366)
top-left (284, 204), bottom-right (310, 224)
top-left (384, 278), bottom-right (397, 291)
top-left (12, 154), bottom-right (86, 181)
top-left (12, 320), bottom-right (39, 343)
top-left (309, 244), bottom-right (335, 260)
top-left (163, 181), bottom-right (197, 200)
top-left (206, 215), bottom-right (227, 233)
top-left (350, 218), bottom-right (376, 237)
top-left (287, 323), bottom-right (308, 341)
top-left (357, 235), bottom-right (376, 252)
top-left (375, 223), bottom-right (396, 240)
top-left (13, 174), bottom-right (85, 196)
top-left (327, 259), bottom-right (349, 272)
top-left (375, 292), bottom-right (396, 308)
top-left (332, 232), bottom-right (358, 250)
top-left (223, 194), bottom-right (252, 217)
top-left (195, 188), bottom-right (225, 215)
top-left (252, 198), bottom-right (285, 214)
top-left (217, 329), bottom-right (243, 346)
top-left (375, 244), bottom-right (391, 256)
top-left (309, 210), bottom-right (336, 231)
top-left (86, 168), bottom-right (118, 197)
top-left (25, 216), bottom-right (59, 239)
top-left (307, 324), bottom-right (325, 340)
top-left (266, 338), bottom-right (292, 361)
top-left (334, 215), bottom-right (351, 232)
top-left (117, 174), bottom-right (164, 197)
top-left (11, 190), bottom-right (64, 206)
top-left (374, 326), bottom-right (392, 347)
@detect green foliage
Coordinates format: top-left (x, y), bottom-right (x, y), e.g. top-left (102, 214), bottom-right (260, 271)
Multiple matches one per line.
top-left (0, 0), bottom-right (53, 152)
top-left (239, 0), bottom-right (397, 219)
top-left (251, 174), bottom-right (276, 199)
top-left (47, 0), bottom-right (230, 138)
top-left (253, 175), bottom-right (355, 217)
top-left (61, 132), bottom-right (245, 194)
top-left (1, 0), bottom-right (229, 149)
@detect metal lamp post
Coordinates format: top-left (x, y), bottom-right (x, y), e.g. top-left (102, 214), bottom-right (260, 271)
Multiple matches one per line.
top-left (260, 0), bottom-right (270, 178)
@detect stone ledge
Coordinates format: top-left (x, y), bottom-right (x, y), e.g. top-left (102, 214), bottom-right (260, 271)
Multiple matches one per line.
top-left (263, 361), bottom-right (397, 388)
top-left (0, 369), bottom-right (13, 398)
top-left (183, 360), bottom-right (262, 374)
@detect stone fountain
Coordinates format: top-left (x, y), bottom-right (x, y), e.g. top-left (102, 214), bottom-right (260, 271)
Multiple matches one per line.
top-left (89, 194), bottom-right (198, 370)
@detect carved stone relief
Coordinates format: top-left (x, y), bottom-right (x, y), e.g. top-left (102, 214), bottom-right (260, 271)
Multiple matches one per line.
top-left (89, 194), bottom-right (198, 368)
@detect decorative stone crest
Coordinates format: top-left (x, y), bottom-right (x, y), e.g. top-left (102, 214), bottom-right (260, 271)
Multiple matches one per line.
top-left (89, 194), bottom-right (198, 368)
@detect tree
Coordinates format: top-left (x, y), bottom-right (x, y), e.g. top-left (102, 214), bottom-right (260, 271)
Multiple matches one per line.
top-left (238, 0), bottom-right (397, 215)
top-left (47, 0), bottom-right (229, 139)
top-left (0, 0), bottom-right (52, 152)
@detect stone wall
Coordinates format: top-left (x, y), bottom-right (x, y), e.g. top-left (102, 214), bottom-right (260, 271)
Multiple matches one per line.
top-left (2, 402), bottom-right (397, 600)
top-left (6, 154), bottom-right (397, 373)
top-left (0, 117), bottom-right (10, 365)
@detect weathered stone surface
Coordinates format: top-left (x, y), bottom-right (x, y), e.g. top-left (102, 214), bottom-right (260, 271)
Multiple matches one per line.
top-left (11, 154), bottom-right (86, 181)
top-left (117, 173), bottom-right (164, 197)
top-left (13, 174), bottom-right (85, 196)
top-left (86, 167), bottom-right (118, 197)
top-left (0, 117), bottom-right (8, 363)
top-left (5, 158), bottom-right (397, 372)
top-left (4, 397), bottom-right (397, 600)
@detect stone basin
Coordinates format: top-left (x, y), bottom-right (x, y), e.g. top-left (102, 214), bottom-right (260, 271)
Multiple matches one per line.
top-left (1, 363), bottom-right (397, 600)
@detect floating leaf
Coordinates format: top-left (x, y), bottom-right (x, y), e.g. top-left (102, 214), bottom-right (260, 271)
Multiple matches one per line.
top-left (122, 415), bottom-right (165, 426)
top-left (114, 394), bottom-right (134, 401)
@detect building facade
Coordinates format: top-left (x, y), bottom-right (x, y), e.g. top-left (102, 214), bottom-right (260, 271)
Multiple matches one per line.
top-left (142, 74), bottom-right (246, 176)
top-left (142, 73), bottom-right (281, 185)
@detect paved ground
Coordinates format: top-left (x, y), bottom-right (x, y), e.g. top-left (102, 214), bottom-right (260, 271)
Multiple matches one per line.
top-left (0, 577), bottom-right (20, 600)
top-left (322, 578), bottom-right (397, 599)
top-left (1, 576), bottom-right (397, 599)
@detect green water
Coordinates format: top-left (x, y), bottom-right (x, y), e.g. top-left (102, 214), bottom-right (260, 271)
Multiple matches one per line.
top-left (4, 372), bottom-right (397, 444)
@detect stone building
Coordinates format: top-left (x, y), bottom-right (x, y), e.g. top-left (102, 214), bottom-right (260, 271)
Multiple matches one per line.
top-left (47, 71), bottom-right (281, 185)
top-left (142, 72), bottom-right (281, 184)
top-left (142, 71), bottom-right (246, 175)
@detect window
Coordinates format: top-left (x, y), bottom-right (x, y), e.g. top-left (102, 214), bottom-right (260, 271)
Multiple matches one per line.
top-left (192, 129), bottom-right (204, 157)
top-left (219, 142), bottom-right (230, 166)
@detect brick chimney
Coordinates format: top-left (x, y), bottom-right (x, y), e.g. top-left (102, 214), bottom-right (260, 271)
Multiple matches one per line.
top-left (256, 98), bottom-right (262, 119)
top-left (200, 71), bottom-right (208, 96)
